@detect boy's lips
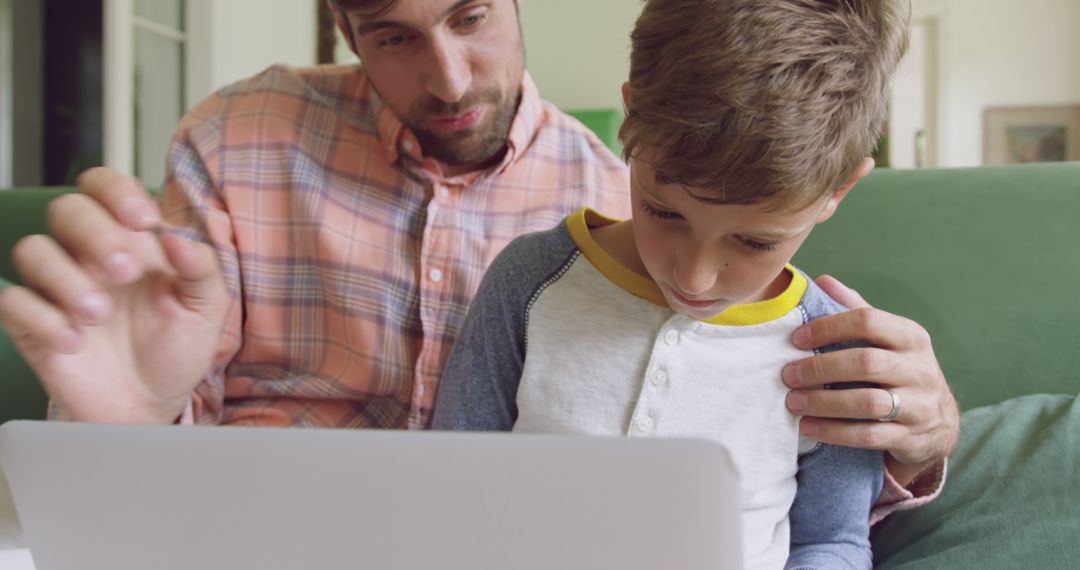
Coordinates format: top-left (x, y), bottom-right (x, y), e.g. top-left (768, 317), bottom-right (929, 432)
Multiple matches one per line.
top-left (669, 288), bottom-right (721, 309)
top-left (428, 108), bottom-right (485, 133)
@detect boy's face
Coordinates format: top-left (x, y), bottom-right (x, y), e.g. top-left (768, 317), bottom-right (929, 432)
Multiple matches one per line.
top-left (629, 157), bottom-right (859, 321)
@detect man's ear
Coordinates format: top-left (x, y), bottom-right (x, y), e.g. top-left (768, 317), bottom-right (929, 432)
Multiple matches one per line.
top-left (621, 82), bottom-right (631, 112)
top-left (816, 157), bottom-right (874, 223)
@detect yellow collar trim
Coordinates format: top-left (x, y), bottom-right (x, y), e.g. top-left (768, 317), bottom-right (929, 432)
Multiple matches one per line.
top-left (566, 208), bottom-right (807, 326)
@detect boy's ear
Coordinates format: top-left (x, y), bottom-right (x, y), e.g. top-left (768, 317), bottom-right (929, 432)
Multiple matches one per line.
top-left (621, 82), bottom-right (631, 111)
top-left (815, 157), bottom-right (875, 223)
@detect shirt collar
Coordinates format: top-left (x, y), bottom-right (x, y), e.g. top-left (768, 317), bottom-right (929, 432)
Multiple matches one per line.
top-left (368, 71), bottom-right (545, 181)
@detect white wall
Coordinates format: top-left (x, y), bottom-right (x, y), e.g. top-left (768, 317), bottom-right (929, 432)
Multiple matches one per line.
top-left (890, 22), bottom-right (930, 168)
top-left (180, 0), bottom-right (1080, 168)
top-left (921, 0), bottom-right (1080, 166)
top-left (189, 0), bottom-right (318, 105)
top-left (518, 0), bottom-right (1080, 168)
top-left (520, 0), bottom-right (639, 112)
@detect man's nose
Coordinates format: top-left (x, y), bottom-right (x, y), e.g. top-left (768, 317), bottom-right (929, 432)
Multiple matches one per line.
top-left (425, 35), bottom-right (471, 104)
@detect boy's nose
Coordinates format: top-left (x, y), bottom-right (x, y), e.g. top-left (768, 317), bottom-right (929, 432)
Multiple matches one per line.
top-left (671, 254), bottom-right (718, 297)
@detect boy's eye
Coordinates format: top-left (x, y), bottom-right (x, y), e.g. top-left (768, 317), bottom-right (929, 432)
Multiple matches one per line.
top-left (640, 200), bottom-right (682, 221)
top-left (738, 236), bottom-right (779, 253)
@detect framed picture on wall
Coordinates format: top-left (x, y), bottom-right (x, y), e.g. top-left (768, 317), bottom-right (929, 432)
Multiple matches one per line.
top-left (983, 105), bottom-right (1080, 165)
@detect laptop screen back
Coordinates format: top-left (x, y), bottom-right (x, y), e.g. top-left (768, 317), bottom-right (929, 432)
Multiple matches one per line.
top-left (0, 421), bottom-right (742, 570)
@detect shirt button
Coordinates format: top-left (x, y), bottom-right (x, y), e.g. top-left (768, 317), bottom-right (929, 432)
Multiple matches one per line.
top-left (429, 268), bottom-right (443, 282)
top-left (664, 330), bottom-right (680, 346)
top-left (650, 371), bottom-right (668, 388)
top-left (637, 416), bottom-right (655, 434)
top-left (438, 186), bottom-right (450, 198)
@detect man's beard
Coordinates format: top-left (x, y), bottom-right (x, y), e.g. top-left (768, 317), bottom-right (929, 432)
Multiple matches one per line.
top-left (405, 86), bottom-right (520, 167)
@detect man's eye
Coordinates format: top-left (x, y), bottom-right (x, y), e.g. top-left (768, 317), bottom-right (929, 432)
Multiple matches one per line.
top-left (640, 201), bottom-right (680, 221)
top-left (378, 34), bottom-right (410, 50)
top-left (460, 13), bottom-right (486, 27)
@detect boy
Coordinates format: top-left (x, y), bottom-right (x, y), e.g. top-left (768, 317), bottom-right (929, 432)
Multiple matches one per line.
top-left (432, 0), bottom-right (909, 568)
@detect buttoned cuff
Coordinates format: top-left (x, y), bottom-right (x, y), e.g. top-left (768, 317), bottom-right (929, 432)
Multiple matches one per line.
top-left (870, 458), bottom-right (948, 526)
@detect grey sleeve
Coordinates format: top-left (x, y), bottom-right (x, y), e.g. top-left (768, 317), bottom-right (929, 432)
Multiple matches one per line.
top-left (785, 273), bottom-right (884, 569)
top-left (786, 444), bottom-right (884, 570)
top-left (430, 224), bottom-right (579, 431)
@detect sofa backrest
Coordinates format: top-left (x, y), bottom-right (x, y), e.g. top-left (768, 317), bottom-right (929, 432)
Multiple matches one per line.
top-left (0, 188), bottom-right (70, 286)
top-left (1, 188), bottom-right (71, 422)
top-left (794, 162), bottom-right (1080, 411)
top-left (2, 164), bottom-right (1079, 420)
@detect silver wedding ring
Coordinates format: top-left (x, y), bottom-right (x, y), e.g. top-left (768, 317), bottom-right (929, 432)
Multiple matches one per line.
top-left (878, 388), bottom-right (901, 422)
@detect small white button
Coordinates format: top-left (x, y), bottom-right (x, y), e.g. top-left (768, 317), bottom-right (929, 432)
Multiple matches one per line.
top-left (664, 330), bottom-right (680, 346)
top-left (637, 416), bottom-right (655, 433)
top-left (429, 268), bottom-right (443, 282)
top-left (438, 186), bottom-right (450, 198)
top-left (650, 371), bottom-right (668, 388)
top-left (402, 140), bottom-right (414, 152)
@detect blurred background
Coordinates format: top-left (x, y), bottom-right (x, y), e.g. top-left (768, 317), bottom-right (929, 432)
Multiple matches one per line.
top-left (1, 0), bottom-right (1079, 190)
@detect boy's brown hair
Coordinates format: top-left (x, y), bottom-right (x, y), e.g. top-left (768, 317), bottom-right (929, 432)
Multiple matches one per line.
top-left (619, 0), bottom-right (910, 211)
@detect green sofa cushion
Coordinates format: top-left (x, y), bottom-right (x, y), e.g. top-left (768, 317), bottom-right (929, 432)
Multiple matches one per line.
top-left (1, 188), bottom-right (71, 421)
top-left (0, 188), bottom-right (70, 286)
top-left (872, 393), bottom-right (1080, 568)
top-left (793, 163), bottom-right (1080, 411)
top-left (565, 108), bottom-right (624, 155)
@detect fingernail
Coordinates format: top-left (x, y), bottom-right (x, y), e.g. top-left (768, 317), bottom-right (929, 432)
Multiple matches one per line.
top-left (121, 198), bottom-right (160, 228)
top-left (787, 391), bottom-right (808, 413)
top-left (783, 363), bottom-right (802, 387)
top-left (792, 326), bottom-right (810, 348)
top-left (104, 252), bottom-right (137, 282)
top-left (800, 419), bottom-right (819, 436)
top-left (77, 292), bottom-right (111, 323)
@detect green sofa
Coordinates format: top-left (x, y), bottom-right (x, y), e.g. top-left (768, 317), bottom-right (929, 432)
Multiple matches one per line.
top-left (0, 188), bottom-right (68, 424)
top-left (2, 163), bottom-right (1079, 567)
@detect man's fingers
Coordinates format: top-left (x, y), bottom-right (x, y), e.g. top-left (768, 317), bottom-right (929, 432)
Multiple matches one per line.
top-left (47, 193), bottom-right (153, 284)
top-left (798, 416), bottom-right (909, 451)
top-left (0, 285), bottom-right (83, 356)
top-left (793, 306), bottom-right (932, 352)
top-left (783, 346), bottom-right (913, 389)
top-left (159, 233), bottom-right (225, 314)
top-left (11, 234), bottom-right (114, 325)
top-left (786, 386), bottom-right (906, 422)
top-left (76, 167), bottom-right (161, 230)
top-left (813, 274), bottom-right (869, 310)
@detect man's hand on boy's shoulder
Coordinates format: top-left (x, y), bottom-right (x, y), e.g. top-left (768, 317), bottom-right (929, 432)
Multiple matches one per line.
top-left (781, 275), bottom-right (961, 486)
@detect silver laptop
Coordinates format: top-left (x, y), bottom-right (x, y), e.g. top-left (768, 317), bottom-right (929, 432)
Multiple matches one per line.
top-left (0, 421), bottom-right (742, 570)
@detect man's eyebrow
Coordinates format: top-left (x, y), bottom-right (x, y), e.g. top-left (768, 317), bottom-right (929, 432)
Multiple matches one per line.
top-left (354, 0), bottom-right (477, 36)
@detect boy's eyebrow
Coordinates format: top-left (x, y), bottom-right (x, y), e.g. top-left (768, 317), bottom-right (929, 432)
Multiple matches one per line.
top-left (354, 0), bottom-right (477, 36)
top-left (744, 220), bottom-right (816, 241)
top-left (745, 228), bottom-right (800, 241)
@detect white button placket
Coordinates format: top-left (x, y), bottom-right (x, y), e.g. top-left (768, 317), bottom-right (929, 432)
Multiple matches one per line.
top-left (627, 316), bottom-right (688, 436)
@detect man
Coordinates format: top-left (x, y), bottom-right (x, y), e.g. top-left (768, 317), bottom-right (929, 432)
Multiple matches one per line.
top-left (0, 0), bottom-right (956, 501)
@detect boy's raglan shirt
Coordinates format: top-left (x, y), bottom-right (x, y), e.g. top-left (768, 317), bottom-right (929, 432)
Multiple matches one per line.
top-left (432, 209), bottom-right (901, 569)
